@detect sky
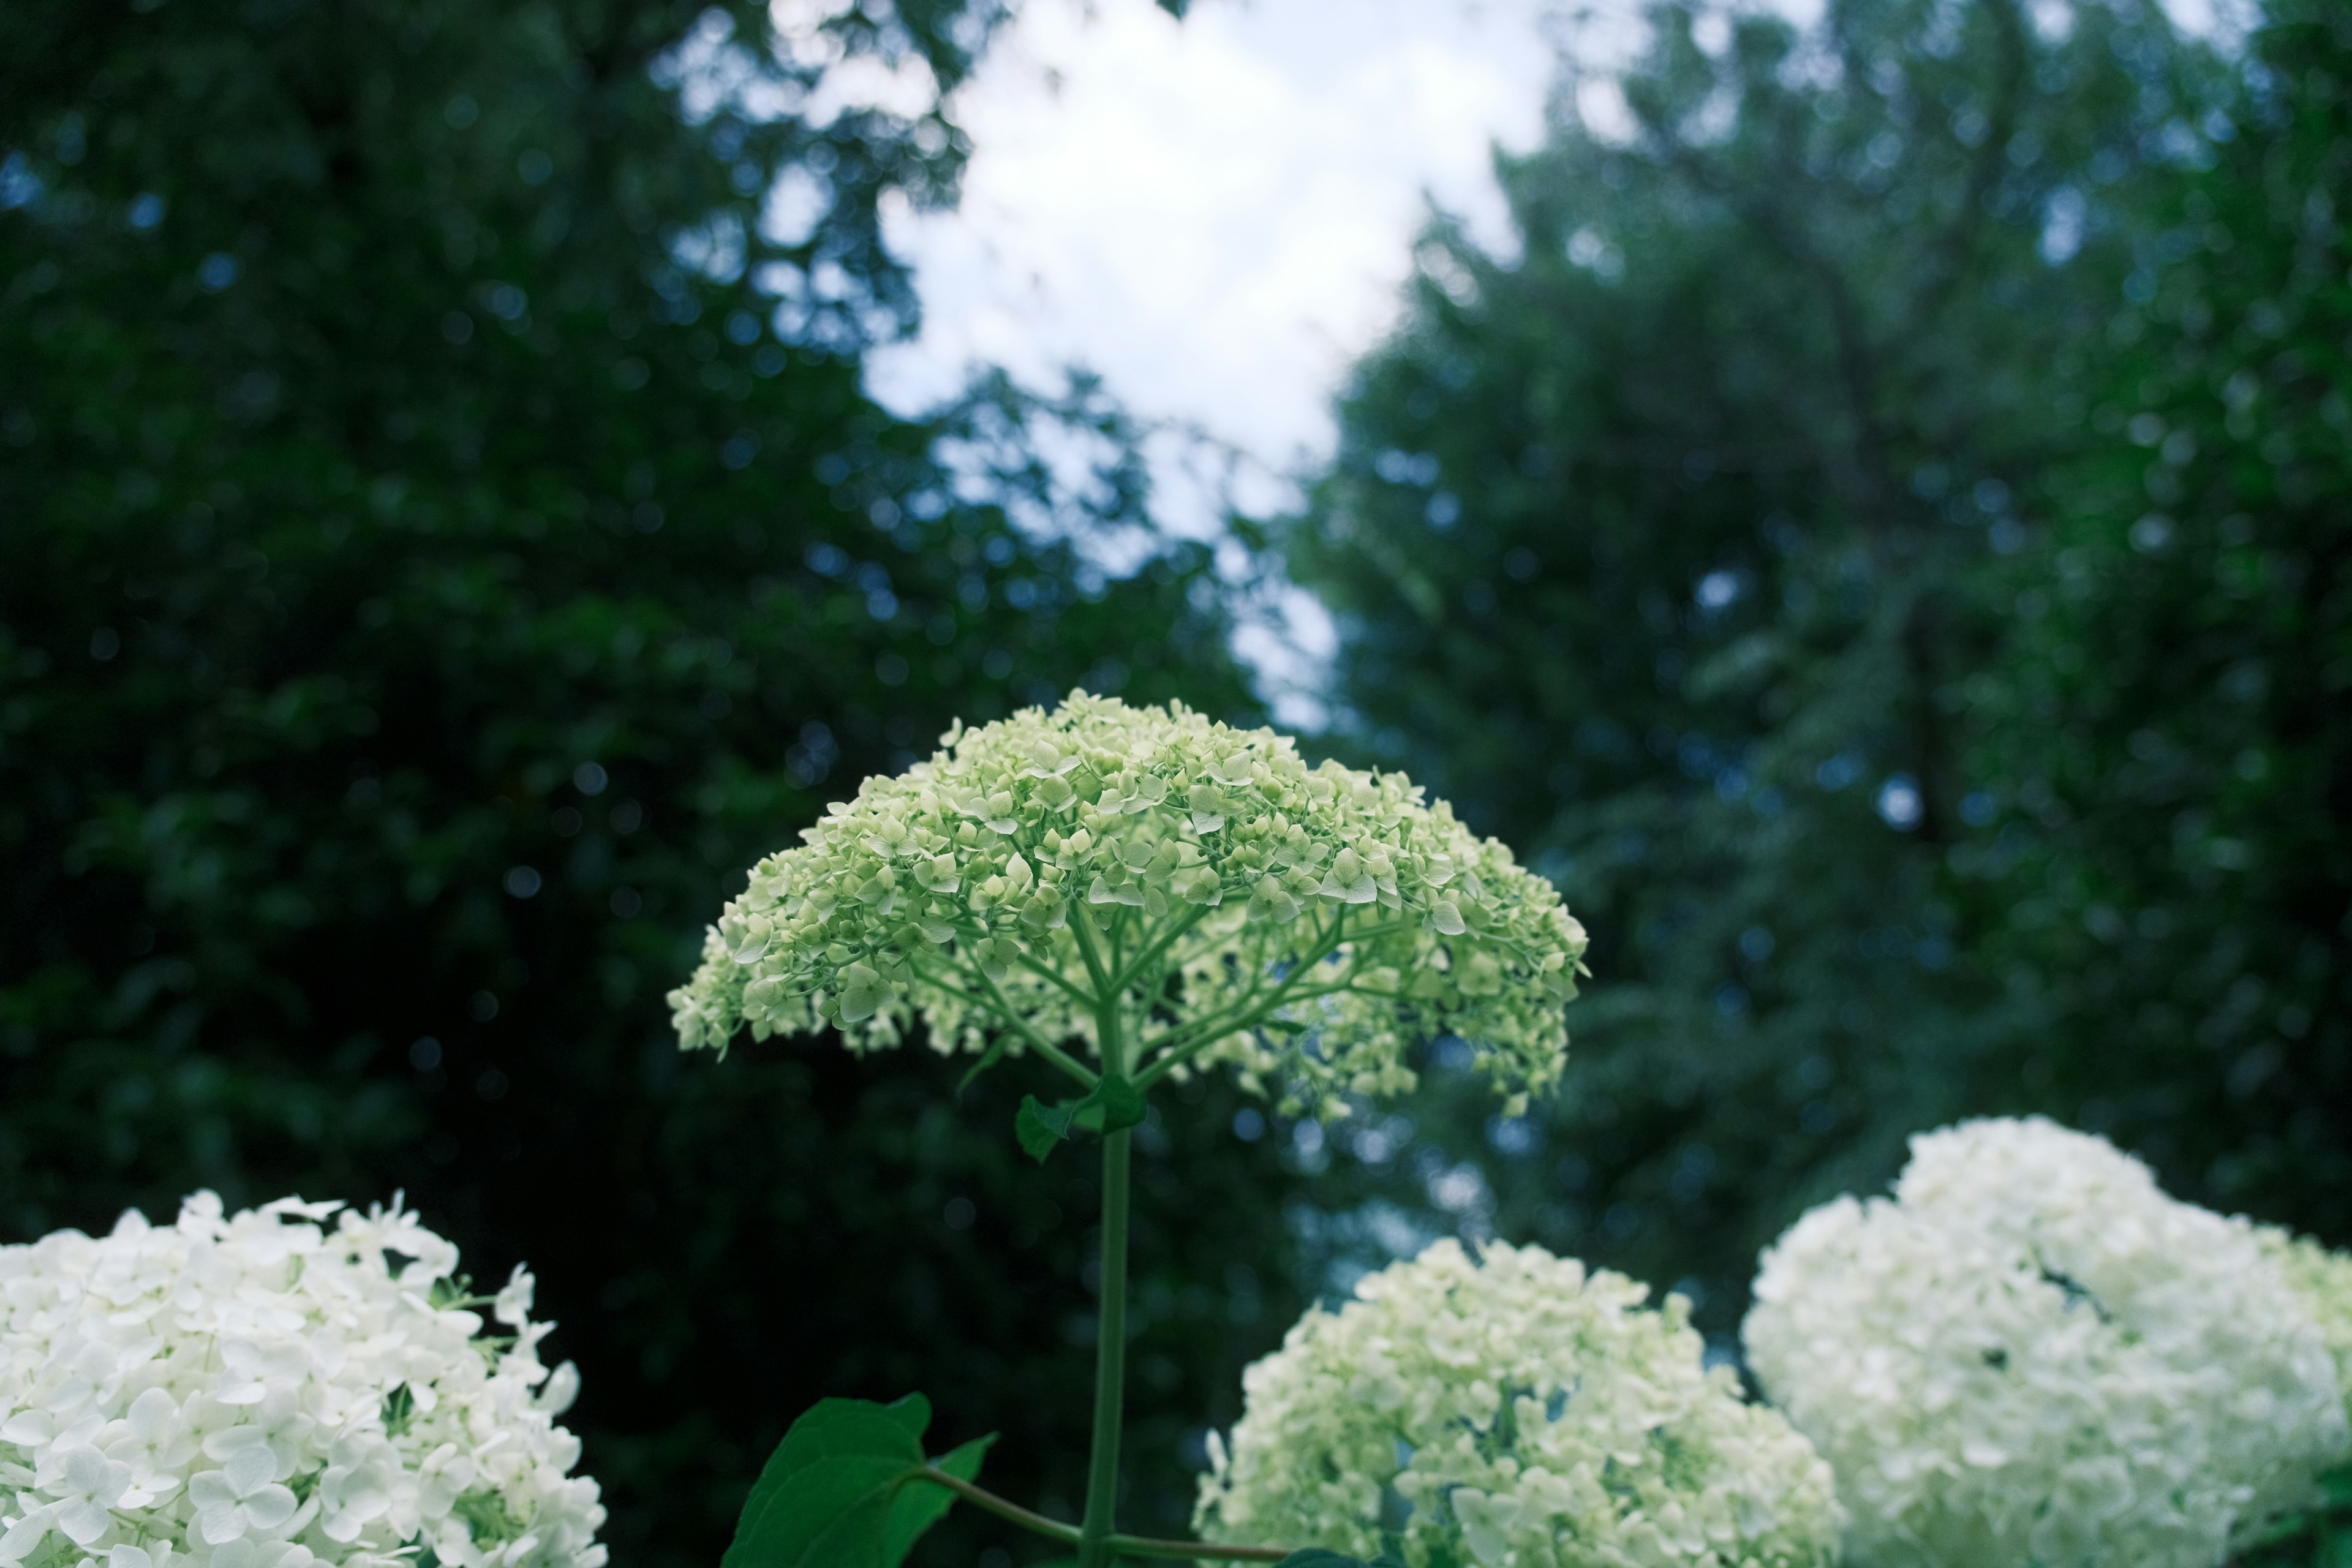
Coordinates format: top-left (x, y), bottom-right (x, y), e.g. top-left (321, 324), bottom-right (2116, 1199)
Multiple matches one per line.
top-left (837, 0), bottom-right (2233, 718)
top-left (865, 0), bottom-right (1577, 491)
top-left (856, 0), bottom-right (1608, 718)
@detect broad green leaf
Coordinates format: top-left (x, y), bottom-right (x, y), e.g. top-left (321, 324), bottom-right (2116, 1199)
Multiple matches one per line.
top-left (876, 1392), bottom-right (932, 1444)
top-left (881, 1431), bottom-right (997, 1564)
top-left (1016, 1094), bottom-right (1074, 1161)
top-left (1273, 1553), bottom-right (1408, 1568)
top-left (724, 1395), bottom-right (989, 1568)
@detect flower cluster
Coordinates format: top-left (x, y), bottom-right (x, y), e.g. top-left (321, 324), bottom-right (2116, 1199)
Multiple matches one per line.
top-left (0, 1193), bottom-right (605, 1568)
top-left (670, 692), bottom-right (1589, 1111)
top-left (1743, 1117), bottom-right (2347, 1568)
top-left (1194, 1240), bottom-right (1841, 1567)
top-left (2256, 1224), bottom-right (2352, 1430)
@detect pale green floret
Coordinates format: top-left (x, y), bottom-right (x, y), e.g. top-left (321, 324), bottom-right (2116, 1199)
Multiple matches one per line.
top-left (668, 691), bottom-right (1590, 1110)
top-left (1194, 1239), bottom-right (1842, 1568)
top-left (2254, 1224), bottom-right (2352, 1433)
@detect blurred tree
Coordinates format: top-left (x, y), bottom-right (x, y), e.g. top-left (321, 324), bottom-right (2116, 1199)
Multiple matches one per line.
top-left (1280, 0), bottom-right (2278, 1344)
top-left (1962, 0), bottom-right (2352, 1240)
top-left (0, 0), bottom-right (1291, 1561)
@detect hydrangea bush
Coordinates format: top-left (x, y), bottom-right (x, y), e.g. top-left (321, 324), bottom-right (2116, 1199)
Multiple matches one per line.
top-left (1194, 1240), bottom-right (1841, 1568)
top-left (0, 1192), bottom-right (603, 1568)
top-left (19, 692), bottom-right (2340, 1568)
top-left (1743, 1117), bottom-right (2348, 1568)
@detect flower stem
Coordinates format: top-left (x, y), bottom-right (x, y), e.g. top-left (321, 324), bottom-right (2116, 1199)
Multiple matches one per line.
top-left (1078, 1127), bottom-right (1133, 1566)
top-left (909, 1468), bottom-right (1291, 1561)
top-left (1079, 997), bottom-right (1133, 1568)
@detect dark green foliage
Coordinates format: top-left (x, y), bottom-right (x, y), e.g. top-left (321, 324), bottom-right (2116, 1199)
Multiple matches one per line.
top-left (1286, 0), bottom-right (2347, 1374)
top-left (0, 0), bottom-right (1298, 1562)
top-left (1961, 0), bottom-right (2352, 1231)
top-left (2235, 1464), bottom-right (2352, 1568)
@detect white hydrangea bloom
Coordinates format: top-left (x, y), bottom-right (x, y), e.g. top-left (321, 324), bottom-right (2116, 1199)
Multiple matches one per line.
top-left (0, 1193), bottom-right (605, 1568)
top-left (1743, 1117), bottom-right (2348, 1568)
top-left (1194, 1240), bottom-right (1841, 1567)
top-left (669, 692), bottom-right (1590, 1111)
top-left (2255, 1225), bottom-right (2352, 1431)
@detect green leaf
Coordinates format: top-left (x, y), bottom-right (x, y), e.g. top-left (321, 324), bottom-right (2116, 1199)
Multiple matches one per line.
top-left (957, 1035), bottom-right (1010, 1096)
top-left (877, 1391), bottom-right (932, 1441)
top-left (883, 1431), bottom-right (997, 1564)
top-left (723, 1395), bottom-right (989, 1568)
top-left (1092, 1074), bottom-right (1147, 1133)
top-left (1274, 1552), bottom-right (1406, 1568)
top-left (1017, 1077), bottom-right (1145, 1158)
top-left (1016, 1094), bottom-right (1074, 1161)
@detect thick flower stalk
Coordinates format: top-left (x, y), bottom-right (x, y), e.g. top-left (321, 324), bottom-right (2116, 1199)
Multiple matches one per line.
top-left (1743, 1117), bottom-right (2347, 1568)
top-left (668, 691), bottom-right (1589, 1114)
top-left (0, 1192), bottom-right (605, 1568)
top-left (1194, 1239), bottom-right (1842, 1568)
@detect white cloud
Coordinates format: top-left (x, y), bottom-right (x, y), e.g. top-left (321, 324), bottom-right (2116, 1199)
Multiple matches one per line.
top-left (867, 0), bottom-right (1562, 483)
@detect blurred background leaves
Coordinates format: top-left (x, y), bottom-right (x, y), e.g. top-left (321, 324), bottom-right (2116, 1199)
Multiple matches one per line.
top-left (2, 0), bottom-right (2346, 1564)
top-left (1289, 0), bottom-right (2348, 1351)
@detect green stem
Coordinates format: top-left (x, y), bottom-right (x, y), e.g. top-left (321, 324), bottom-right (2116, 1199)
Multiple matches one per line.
top-left (906, 1469), bottom-right (1289, 1561)
top-left (917, 959), bottom-right (1101, 1090)
top-left (1070, 908), bottom-right (1115, 997)
top-left (1079, 998), bottom-right (1132, 1568)
top-left (1131, 911), bottom-right (1370, 1088)
top-left (1132, 979), bottom-right (1368, 1093)
top-left (1008, 947), bottom-right (1102, 1011)
top-left (1109, 902), bottom-right (1212, 995)
top-left (911, 1467), bottom-right (1078, 1545)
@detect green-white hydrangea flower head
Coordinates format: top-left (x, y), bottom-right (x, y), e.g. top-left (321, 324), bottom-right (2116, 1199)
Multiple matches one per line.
top-left (1193, 1239), bottom-right (1841, 1568)
top-left (669, 692), bottom-right (1589, 1113)
top-left (2255, 1225), bottom-right (2352, 1432)
top-left (1743, 1117), bottom-right (2348, 1568)
top-left (0, 1192), bottom-right (603, 1568)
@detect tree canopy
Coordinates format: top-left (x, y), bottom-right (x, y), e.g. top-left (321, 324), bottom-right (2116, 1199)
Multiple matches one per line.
top-left (1286, 0), bottom-right (2349, 1343)
top-left (0, 0), bottom-right (1291, 1559)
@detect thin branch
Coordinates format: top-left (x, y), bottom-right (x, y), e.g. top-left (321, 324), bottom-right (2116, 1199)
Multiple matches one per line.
top-left (920, 957), bottom-right (1099, 1088)
top-left (1109, 902), bottom-right (1213, 997)
top-left (1905, 0), bottom-right (2029, 326)
top-left (902, 1468), bottom-right (1291, 1563)
top-left (1010, 946), bottom-right (1101, 1011)
top-left (1129, 910), bottom-right (1396, 1088)
top-left (907, 1467), bottom-right (1078, 1544)
top-left (1137, 919), bottom-right (1337, 1063)
top-left (1133, 978), bottom-right (1366, 1092)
